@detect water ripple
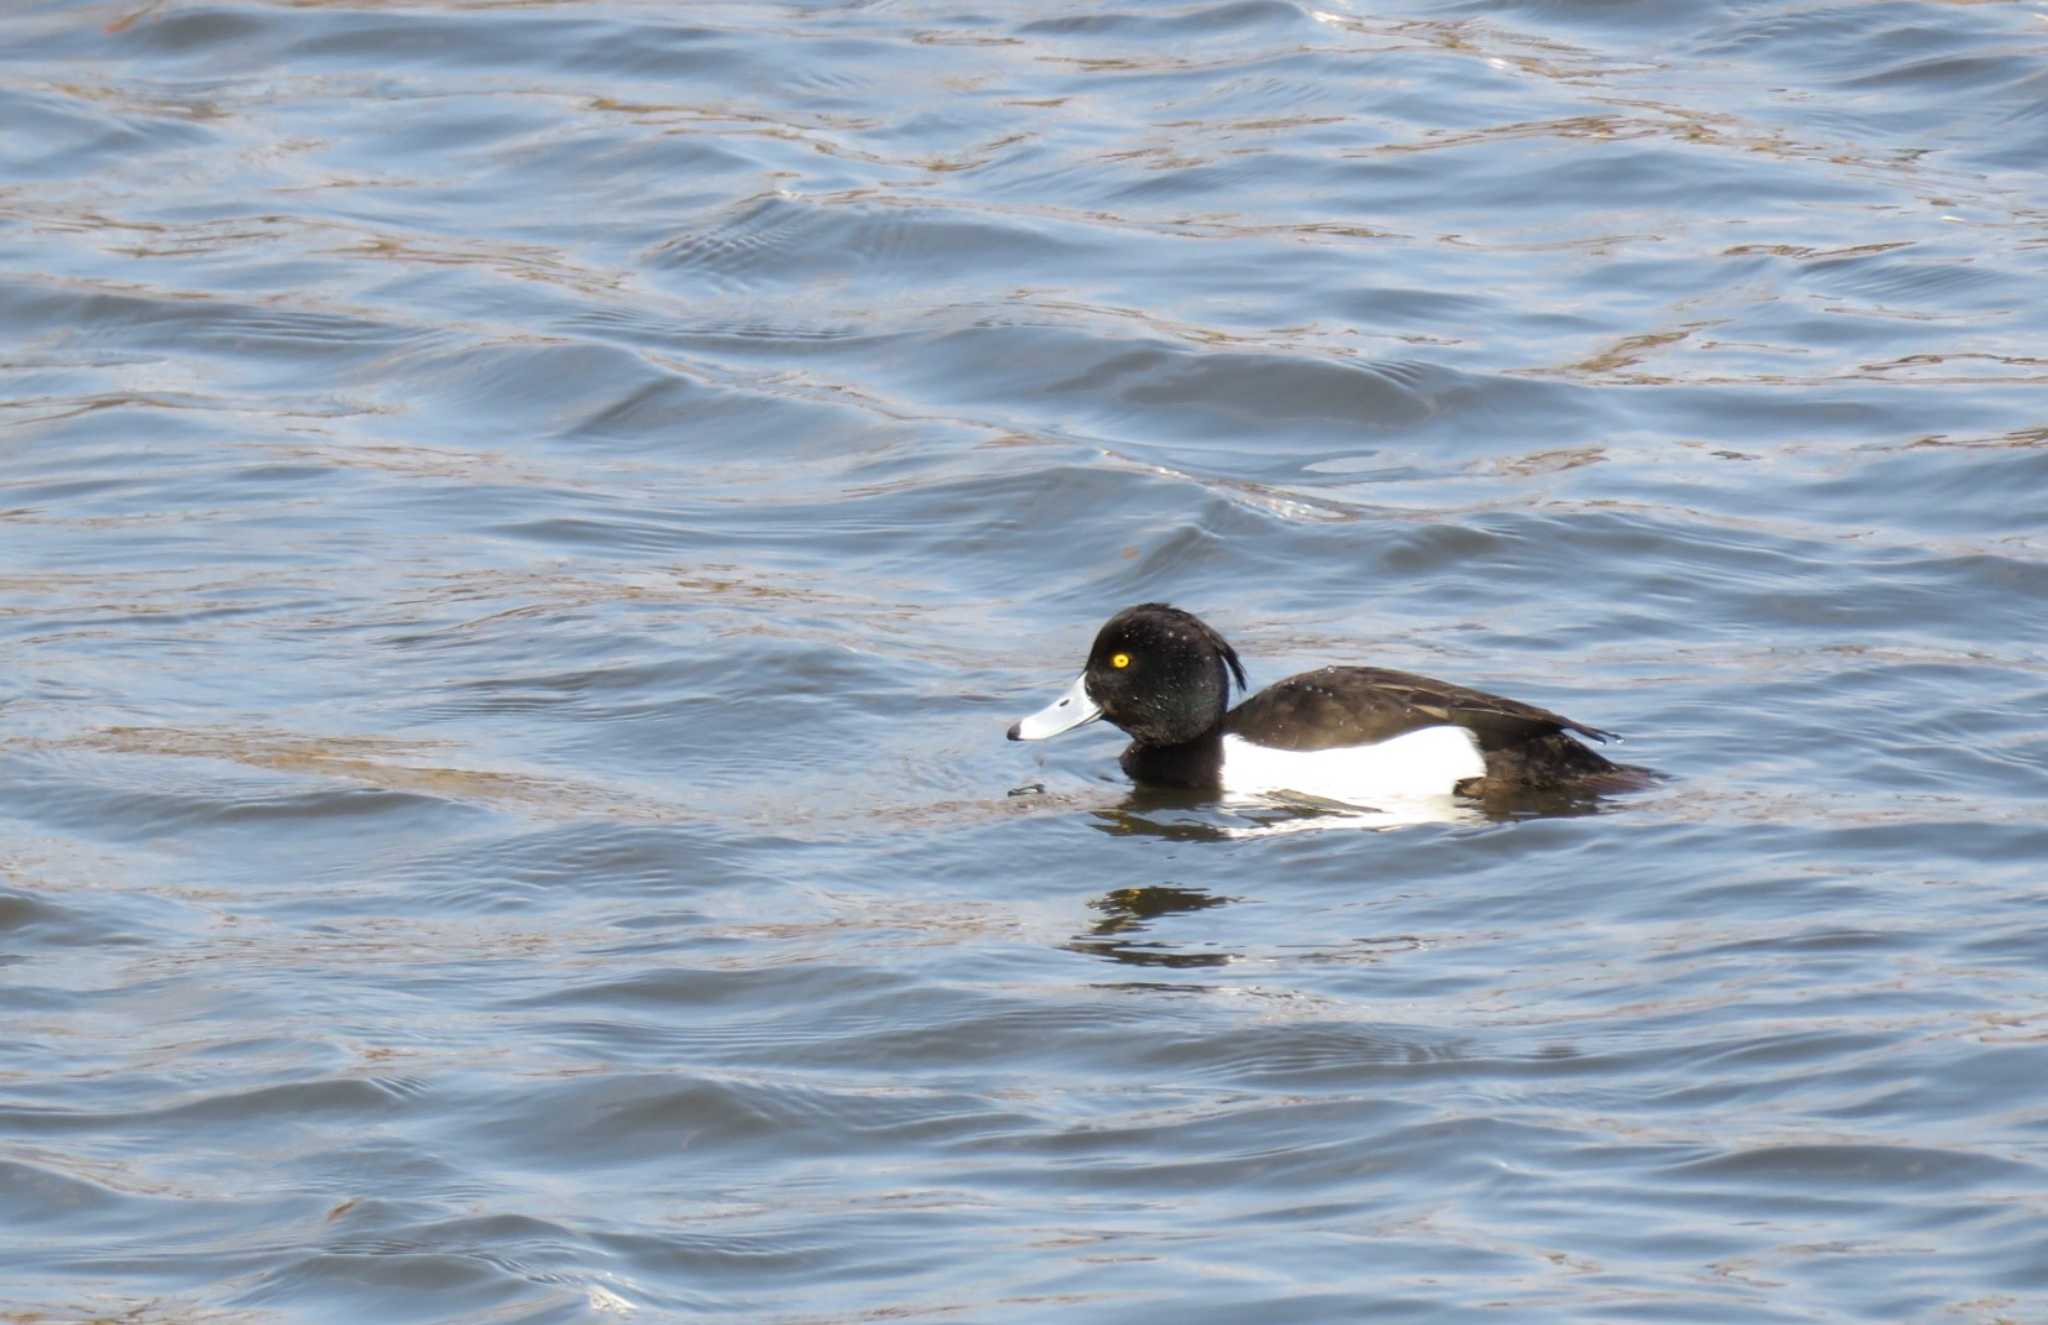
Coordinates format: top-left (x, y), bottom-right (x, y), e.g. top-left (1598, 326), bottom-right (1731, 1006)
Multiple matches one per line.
top-left (4, 0), bottom-right (2047, 1321)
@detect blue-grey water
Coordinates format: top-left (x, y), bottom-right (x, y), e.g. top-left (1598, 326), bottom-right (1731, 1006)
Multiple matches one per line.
top-left (4, 0), bottom-right (2048, 1320)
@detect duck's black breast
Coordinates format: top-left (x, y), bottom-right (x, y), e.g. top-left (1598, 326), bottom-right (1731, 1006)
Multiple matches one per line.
top-left (1118, 731), bottom-right (1226, 790)
top-left (1221, 666), bottom-right (1616, 754)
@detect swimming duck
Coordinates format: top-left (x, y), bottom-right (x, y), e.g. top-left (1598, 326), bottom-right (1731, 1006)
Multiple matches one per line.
top-left (1007, 603), bottom-right (1627, 803)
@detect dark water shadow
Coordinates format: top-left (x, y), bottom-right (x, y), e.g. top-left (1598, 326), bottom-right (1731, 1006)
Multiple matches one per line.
top-left (1064, 882), bottom-right (1237, 970)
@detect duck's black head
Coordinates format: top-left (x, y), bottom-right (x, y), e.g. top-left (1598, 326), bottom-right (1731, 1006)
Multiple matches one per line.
top-left (1008, 603), bottom-right (1247, 748)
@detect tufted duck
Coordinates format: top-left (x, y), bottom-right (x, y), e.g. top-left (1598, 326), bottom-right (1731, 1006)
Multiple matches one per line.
top-left (1008, 603), bottom-right (1631, 804)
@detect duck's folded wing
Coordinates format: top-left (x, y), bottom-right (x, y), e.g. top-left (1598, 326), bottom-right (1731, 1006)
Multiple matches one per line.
top-left (1222, 666), bottom-right (1617, 753)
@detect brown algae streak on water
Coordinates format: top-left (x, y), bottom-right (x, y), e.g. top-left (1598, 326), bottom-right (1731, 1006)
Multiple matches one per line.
top-left (69, 725), bottom-right (642, 813)
top-left (52, 724), bottom-right (1082, 838)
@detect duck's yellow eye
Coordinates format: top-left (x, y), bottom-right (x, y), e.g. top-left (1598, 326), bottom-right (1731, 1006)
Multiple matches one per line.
top-left (1111, 652), bottom-right (1131, 669)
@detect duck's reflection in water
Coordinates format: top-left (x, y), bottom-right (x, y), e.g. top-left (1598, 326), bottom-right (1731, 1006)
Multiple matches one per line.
top-left (1077, 756), bottom-right (1661, 840)
top-left (1065, 882), bottom-right (1236, 969)
top-left (1064, 879), bottom-right (1439, 984)
top-left (1083, 784), bottom-right (1485, 842)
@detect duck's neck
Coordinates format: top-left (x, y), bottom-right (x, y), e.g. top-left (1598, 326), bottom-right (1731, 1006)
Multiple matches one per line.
top-left (1120, 728), bottom-right (1225, 790)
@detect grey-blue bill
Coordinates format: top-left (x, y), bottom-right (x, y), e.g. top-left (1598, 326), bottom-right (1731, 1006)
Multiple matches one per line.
top-left (1007, 673), bottom-right (1101, 741)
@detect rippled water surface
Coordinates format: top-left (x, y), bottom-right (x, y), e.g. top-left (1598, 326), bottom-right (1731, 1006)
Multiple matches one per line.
top-left (5, 0), bottom-right (2048, 1319)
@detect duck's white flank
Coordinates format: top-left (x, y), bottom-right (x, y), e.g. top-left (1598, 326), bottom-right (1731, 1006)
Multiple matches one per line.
top-left (1219, 725), bottom-right (1485, 803)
